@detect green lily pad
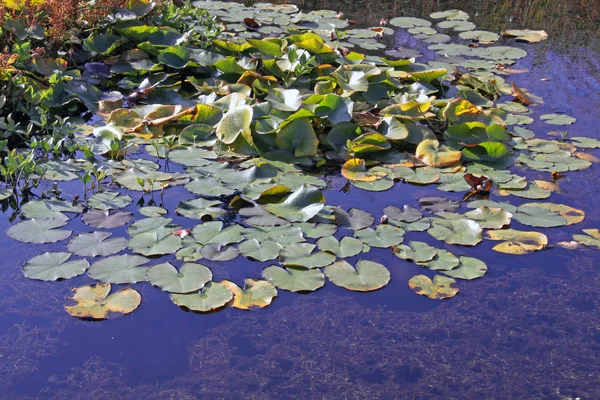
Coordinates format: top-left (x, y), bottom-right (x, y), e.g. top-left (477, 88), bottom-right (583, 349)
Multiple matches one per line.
top-left (139, 206), bottom-right (167, 217)
top-left (428, 218), bottom-right (482, 246)
top-left (170, 282), bottom-right (233, 312)
top-left (393, 241), bottom-right (437, 262)
top-left (23, 252), bottom-right (89, 281)
top-left (324, 260), bottom-right (390, 292)
top-left (265, 185), bottom-right (325, 222)
top-left (417, 249), bottom-right (460, 271)
top-left (392, 166), bottom-right (441, 184)
top-left (7, 219), bottom-right (71, 244)
top-left (443, 256), bottom-right (487, 280)
top-left (513, 205), bottom-right (567, 228)
top-left (464, 206), bottom-right (513, 229)
top-left (540, 113), bottom-right (576, 126)
top-left (383, 205), bottom-right (422, 223)
top-left (88, 191), bottom-right (133, 210)
top-left (408, 274), bottom-right (459, 299)
top-left (279, 243), bottom-right (336, 269)
top-left (317, 235), bottom-right (365, 258)
top-left (354, 225), bottom-right (405, 248)
top-left (67, 232), bottom-right (128, 257)
top-left (239, 239), bottom-right (282, 261)
top-left (262, 265), bottom-right (325, 292)
top-left (333, 207), bottom-right (374, 230)
top-left (88, 254), bottom-right (150, 283)
top-left (146, 262), bottom-right (212, 293)
top-left (176, 198), bottom-right (225, 220)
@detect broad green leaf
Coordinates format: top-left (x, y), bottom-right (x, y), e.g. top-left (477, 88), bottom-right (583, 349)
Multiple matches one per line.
top-left (354, 225), bottom-right (405, 248)
top-left (265, 185), bottom-right (325, 222)
top-left (146, 262), bottom-right (212, 293)
top-left (170, 282), bottom-right (233, 312)
top-left (23, 252), bottom-right (89, 281)
top-left (67, 232), bottom-right (128, 257)
top-left (216, 105), bottom-right (253, 145)
top-left (444, 256), bottom-right (487, 280)
top-left (324, 260), bottom-right (390, 291)
top-left (262, 265), bottom-right (325, 292)
top-left (7, 219), bottom-right (71, 244)
top-left (88, 254), bottom-right (150, 283)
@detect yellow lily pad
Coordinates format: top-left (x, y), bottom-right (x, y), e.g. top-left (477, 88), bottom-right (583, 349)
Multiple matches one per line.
top-left (222, 279), bottom-right (277, 310)
top-left (484, 229), bottom-right (548, 254)
top-left (408, 274), bottom-right (459, 299)
top-left (65, 283), bottom-right (141, 320)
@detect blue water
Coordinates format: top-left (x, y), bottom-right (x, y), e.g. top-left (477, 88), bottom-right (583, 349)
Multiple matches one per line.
top-left (1, 1), bottom-right (600, 399)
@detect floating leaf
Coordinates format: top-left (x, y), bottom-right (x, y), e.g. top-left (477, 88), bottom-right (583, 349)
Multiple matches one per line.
top-left (333, 207), bottom-right (374, 230)
top-left (239, 239), bottom-right (282, 261)
top-left (262, 265), bottom-right (325, 292)
top-left (408, 274), bottom-right (459, 299)
top-left (485, 229), bottom-right (547, 254)
top-left (65, 283), bottom-right (141, 320)
top-left (383, 205), bottom-right (422, 223)
top-left (23, 252), bottom-right (89, 281)
top-left (317, 235), bottom-right (365, 258)
top-left (146, 262), bottom-right (212, 293)
top-left (7, 219), bottom-right (71, 244)
top-left (415, 139), bottom-right (461, 168)
top-left (443, 256), bottom-right (487, 280)
top-left (216, 105), bottom-right (253, 144)
top-left (513, 205), bottom-right (567, 228)
top-left (354, 225), bottom-right (405, 248)
top-left (417, 249), bottom-right (459, 271)
top-left (428, 218), bottom-right (482, 246)
top-left (392, 166), bottom-right (440, 184)
top-left (265, 185), bottom-right (325, 222)
top-left (176, 198), bottom-right (225, 220)
top-left (419, 196), bottom-right (460, 212)
top-left (573, 229), bottom-right (600, 249)
top-left (324, 260), bottom-right (390, 292)
top-left (502, 29), bottom-right (548, 43)
top-left (88, 191), bottom-right (133, 210)
top-left (222, 279), bottom-right (277, 310)
top-left (342, 158), bottom-right (387, 182)
top-left (139, 206), bottom-right (167, 217)
top-left (279, 243), bottom-right (336, 269)
top-left (82, 210), bottom-right (133, 229)
top-left (464, 206), bottom-right (513, 229)
top-left (170, 282), bottom-right (233, 312)
top-left (67, 232), bottom-right (128, 257)
top-left (88, 254), bottom-right (150, 283)
top-left (393, 241), bottom-right (437, 262)
top-left (540, 113), bottom-right (576, 126)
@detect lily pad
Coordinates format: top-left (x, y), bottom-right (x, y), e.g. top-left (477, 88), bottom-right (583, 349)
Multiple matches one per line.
top-left (88, 191), bottom-right (133, 210)
top-left (239, 239), bottom-right (282, 261)
top-left (279, 243), bottom-right (336, 269)
top-left (88, 254), bottom-right (150, 283)
top-left (324, 260), bottom-right (390, 292)
top-left (7, 219), bottom-right (71, 244)
top-left (65, 283), bottom-right (141, 320)
top-left (428, 218), bottom-right (482, 246)
top-left (23, 252), bottom-right (89, 281)
top-left (408, 274), bottom-right (459, 299)
top-left (262, 265), bottom-right (325, 292)
top-left (146, 262), bottom-right (212, 293)
top-left (222, 279), bottom-right (277, 310)
top-left (443, 256), bottom-right (487, 280)
top-left (354, 225), bottom-right (405, 248)
top-left (317, 235), bottom-right (365, 258)
top-left (573, 229), bottom-right (600, 249)
top-left (67, 232), bottom-right (128, 257)
top-left (417, 249), bottom-right (460, 271)
top-left (170, 282), bottom-right (233, 312)
top-left (82, 210), bottom-right (133, 229)
top-left (265, 185), bottom-right (325, 222)
top-left (464, 206), bottom-right (513, 229)
top-left (484, 229), bottom-right (547, 254)
top-left (393, 241), bottom-right (437, 262)
top-left (540, 113), bottom-right (576, 126)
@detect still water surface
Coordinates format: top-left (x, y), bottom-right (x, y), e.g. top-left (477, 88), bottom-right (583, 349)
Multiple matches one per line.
top-left (1, 0), bottom-right (600, 398)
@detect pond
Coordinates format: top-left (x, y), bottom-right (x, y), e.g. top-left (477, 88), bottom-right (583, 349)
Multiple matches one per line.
top-left (1, 0), bottom-right (599, 398)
